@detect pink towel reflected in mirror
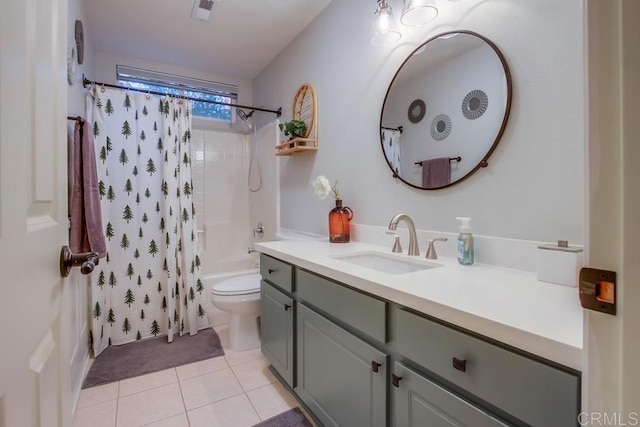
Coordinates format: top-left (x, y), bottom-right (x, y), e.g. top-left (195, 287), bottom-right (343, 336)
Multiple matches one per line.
top-left (422, 157), bottom-right (451, 188)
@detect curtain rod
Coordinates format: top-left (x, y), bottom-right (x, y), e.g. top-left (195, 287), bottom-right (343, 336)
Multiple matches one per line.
top-left (82, 77), bottom-right (282, 117)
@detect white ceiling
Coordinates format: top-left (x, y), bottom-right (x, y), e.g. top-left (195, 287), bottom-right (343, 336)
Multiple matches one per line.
top-left (84, 0), bottom-right (332, 79)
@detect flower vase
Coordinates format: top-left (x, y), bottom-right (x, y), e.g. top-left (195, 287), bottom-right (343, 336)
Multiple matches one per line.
top-left (329, 199), bottom-right (353, 243)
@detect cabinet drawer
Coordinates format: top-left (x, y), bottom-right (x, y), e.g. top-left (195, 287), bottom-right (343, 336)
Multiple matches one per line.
top-left (296, 269), bottom-right (387, 343)
top-left (393, 361), bottom-right (509, 427)
top-left (260, 254), bottom-right (293, 292)
top-left (395, 308), bottom-right (580, 426)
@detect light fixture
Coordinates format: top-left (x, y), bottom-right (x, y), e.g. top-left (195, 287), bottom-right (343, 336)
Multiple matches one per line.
top-left (370, 0), bottom-right (402, 46)
top-left (401, 0), bottom-right (438, 26)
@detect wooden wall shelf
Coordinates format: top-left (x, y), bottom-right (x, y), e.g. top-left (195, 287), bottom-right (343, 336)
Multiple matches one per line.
top-left (275, 138), bottom-right (318, 156)
top-left (276, 83), bottom-right (318, 156)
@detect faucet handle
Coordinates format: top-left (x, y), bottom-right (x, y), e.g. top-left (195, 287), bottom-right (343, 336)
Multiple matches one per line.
top-left (426, 238), bottom-right (448, 260)
top-left (386, 231), bottom-right (403, 253)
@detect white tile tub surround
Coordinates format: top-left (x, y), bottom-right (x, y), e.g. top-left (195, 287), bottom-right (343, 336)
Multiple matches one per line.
top-left (249, 120), bottom-right (281, 244)
top-left (201, 269), bottom-right (260, 327)
top-left (190, 128), bottom-right (255, 277)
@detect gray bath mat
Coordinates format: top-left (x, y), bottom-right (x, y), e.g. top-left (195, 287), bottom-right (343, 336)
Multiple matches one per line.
top-left (82, 328), bottom-right (224, 388)
top-left (253, 407), bottom-right (314, 427)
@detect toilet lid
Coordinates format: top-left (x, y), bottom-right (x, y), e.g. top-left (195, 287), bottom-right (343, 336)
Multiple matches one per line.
top-left (212, 273), bottom-right (261, 296)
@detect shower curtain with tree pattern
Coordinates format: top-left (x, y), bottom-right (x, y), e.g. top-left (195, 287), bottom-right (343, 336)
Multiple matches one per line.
top-left (87, 86), bottom-right (209, 357)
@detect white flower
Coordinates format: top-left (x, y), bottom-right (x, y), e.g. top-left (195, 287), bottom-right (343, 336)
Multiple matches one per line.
top-left (313, 175), bottom-right (332, 199)
top-left (313, 175), bottom-right (341, 200)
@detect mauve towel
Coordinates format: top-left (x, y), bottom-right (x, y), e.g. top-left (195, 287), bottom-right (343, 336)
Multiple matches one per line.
top-left (422, 157), bottom-right (451, 188)
top-left (69, 119), bottom-right (106, 258)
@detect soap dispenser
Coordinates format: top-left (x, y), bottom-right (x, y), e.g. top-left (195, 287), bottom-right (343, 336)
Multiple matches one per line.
top-left (456, 217), bottom-right (474, 265)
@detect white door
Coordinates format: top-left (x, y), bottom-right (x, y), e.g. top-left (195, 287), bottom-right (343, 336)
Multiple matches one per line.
top-left (0, 0), bottom-right (68, 425)
top-left (584, 0), bottom-right (640, 418)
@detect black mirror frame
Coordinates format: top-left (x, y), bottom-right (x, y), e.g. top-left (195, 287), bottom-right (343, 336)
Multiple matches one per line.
top-left (380, 30), bottom-right (513, 190)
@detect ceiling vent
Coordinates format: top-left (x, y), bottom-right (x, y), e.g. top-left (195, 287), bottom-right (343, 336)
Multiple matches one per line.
top-left (191, 0), bottom-right (217, 21)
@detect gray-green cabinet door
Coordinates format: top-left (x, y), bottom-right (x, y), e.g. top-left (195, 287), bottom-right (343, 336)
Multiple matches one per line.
top-left (297, 304), bottom-right (387, 427)
top-left (393, 362), bottom-right (509, 427)
top-left (261, 280), bottom-right (294, 387)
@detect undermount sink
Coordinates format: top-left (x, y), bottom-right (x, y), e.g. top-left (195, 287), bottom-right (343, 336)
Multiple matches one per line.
top-left (331, 252), bottom-right (440, 275)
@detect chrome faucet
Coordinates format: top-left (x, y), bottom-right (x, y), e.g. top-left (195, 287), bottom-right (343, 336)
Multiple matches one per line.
top-left (388, 214), bottom-right (420, 256)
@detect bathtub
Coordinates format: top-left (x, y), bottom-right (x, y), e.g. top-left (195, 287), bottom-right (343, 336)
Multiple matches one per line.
top-left (201, 267), bottom-right (260, 326)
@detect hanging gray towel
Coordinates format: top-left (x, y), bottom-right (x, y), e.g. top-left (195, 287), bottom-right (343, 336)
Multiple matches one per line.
top-left (69, 119), bottom-right (107, 258)
top-left (422, 157), bottom-right (451, 188)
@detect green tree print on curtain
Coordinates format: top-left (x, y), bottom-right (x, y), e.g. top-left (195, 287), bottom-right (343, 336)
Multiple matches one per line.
top-left (93, 302), bottom-right (102, 319)
top-left (105, 99), bottom-right (114, 115)
top-left (87, 88), bottom-right (208, 356)
top-left (121, 120), bottom-right (132, 139)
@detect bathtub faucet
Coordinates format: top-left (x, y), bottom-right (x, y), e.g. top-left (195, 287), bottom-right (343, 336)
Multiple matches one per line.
top-left (248, 247), bottom-right (258, 254)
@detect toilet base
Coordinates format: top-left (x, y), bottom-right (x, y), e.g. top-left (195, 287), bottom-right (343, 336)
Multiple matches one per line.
top-left (228, 313), bottom-right (261, 352)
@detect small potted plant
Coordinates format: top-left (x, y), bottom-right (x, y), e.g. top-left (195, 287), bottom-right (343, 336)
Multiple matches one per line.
top-left (279, 120), bottom-right (307, 147)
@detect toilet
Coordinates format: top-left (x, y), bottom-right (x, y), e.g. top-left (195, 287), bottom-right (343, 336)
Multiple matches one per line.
top-left (210, 273), bottom-right (261, 351)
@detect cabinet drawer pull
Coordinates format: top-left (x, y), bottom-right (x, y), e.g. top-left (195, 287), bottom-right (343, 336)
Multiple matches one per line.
top-left (284, 303), bottom-right (291, 311)
top-left (452, 357), bottom-right (467, 372)
top-left (268, 268), bottom-right (277, 274)
top-left (371, 361), bottom-right (381, 373)
top-left (391, 374), bottom-right (402, 387)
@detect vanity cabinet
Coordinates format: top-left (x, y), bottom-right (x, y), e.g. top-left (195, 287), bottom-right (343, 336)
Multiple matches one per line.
top-left (296, 303), bottom-right (387, 427)
top-left (296, 269), bottom-right (387, 343)
top-left (258, 254), bottom-right (581, 427)
top-left (393, 361), bottom-right (509, 427)
top-left (395, 308), bottom-right (580, 427)
top-left (260, 280), bottom-right (295, 387)
top-left (259, 255), bottom-right (293, 292)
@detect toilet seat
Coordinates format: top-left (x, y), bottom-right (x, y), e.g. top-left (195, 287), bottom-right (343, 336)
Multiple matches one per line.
top-left (211, 273), bottom-right (261, 296)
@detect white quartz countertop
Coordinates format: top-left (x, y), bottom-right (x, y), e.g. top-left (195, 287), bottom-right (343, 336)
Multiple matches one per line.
top-left (256, 240), bottom-right (583, 371)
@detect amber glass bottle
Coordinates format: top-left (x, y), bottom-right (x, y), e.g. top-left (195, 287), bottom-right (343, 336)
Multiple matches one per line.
top-left (328, 199), bottom-right (353, 243)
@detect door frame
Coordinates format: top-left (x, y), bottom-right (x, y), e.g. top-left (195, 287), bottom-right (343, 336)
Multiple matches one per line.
top-left (584, 0), bottom-right (640, 417)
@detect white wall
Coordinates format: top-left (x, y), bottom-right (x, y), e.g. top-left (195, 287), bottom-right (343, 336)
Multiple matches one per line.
top-left (253, 0), bottom-right (585, 244)
top-left (93, 51), bottom-right (253, 107)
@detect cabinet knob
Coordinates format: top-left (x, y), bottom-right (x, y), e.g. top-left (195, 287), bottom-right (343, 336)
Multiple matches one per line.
top-left (391, 374), bottom-right (402, 388)
top-left (371, 361), bottom-right (381, 373)
top-left (284, 303), bottom-right (291, 311)
top-left (452, 357), bottom-right (467, 373)
top-left (268, 268), bottom-right (277, 274)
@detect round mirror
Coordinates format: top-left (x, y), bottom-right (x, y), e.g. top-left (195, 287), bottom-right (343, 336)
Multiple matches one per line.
top-left (380, 31), bottom-right (512, 189)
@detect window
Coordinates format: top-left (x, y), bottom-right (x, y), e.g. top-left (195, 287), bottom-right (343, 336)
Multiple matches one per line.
top-left (116, 65), bottom-right (238, 121)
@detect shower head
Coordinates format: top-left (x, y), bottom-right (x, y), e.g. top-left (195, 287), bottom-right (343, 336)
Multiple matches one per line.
top-left (239, 109), bottom-right (254, 119)
top-left (236, 109), bottom-right (255, 131)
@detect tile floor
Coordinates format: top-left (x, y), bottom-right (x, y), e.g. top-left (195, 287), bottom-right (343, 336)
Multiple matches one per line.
top-left (73, 325), bottom-right (314, 427)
